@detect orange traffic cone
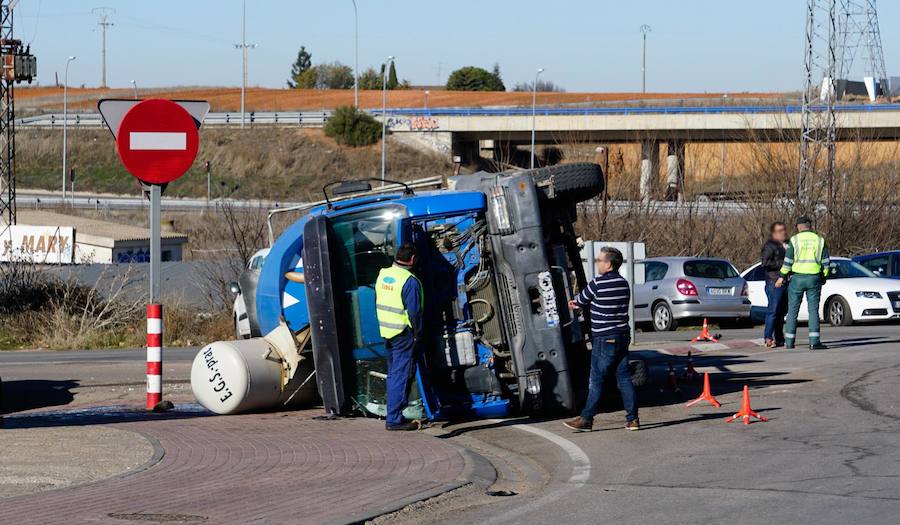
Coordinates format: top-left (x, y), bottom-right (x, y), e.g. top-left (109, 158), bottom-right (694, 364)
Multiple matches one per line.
top-left (691, 318), bottom-right (719, 343)
top-left (682, 351), bottom-right (700, 381)
top-left (685, 372), bottom-right (721, 407)
top-left (725, 385), bottom-right (768, 425)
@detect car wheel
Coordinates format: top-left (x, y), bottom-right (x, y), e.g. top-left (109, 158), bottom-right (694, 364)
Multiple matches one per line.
top-left (652, 302), bottom-right (677, 332)
top-left (827, 296), bottom-right (853, 327)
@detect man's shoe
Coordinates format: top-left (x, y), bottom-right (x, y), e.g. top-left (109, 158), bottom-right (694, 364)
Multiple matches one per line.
top-left (625, 420), bottom-right (640, 431)
top-left (785, 343), bottom-right (795, 349)
top-left (809, 342), bottom-right (828, 350)
top-left (385, 420), bottom-right (420, 431)
top-left (562, 416), bottom-right (593, 432)
top-left (765, 338), bottom-right (776, 349)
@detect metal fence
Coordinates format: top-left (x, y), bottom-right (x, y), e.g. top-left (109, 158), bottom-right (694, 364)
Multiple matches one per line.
top-left (16, 111), bottom-right (333, 129)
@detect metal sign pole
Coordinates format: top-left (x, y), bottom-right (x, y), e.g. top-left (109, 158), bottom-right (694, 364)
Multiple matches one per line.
top-left (149, 184), bottom-right (161, 303)
top-left (626, 241), bottom-right (636, 344)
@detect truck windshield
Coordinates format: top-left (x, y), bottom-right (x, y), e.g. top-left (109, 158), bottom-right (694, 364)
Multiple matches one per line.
top-left (329, 206), bottom-right (425, 419)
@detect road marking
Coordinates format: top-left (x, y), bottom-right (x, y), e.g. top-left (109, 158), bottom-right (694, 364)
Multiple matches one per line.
top-left (484, 419), bottom-right (591, 523)
top-left (129, 131), bottom-right (187, 150)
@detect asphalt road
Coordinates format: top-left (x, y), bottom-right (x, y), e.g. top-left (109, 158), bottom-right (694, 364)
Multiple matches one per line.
top-left (3, 325), bottom-right (900, 524)
top-left (384, 324), bottom-right (900, 525)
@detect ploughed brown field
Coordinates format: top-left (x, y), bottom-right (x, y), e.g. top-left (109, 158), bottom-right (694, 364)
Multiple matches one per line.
top-left (16, 86), bottom-right (784, 112)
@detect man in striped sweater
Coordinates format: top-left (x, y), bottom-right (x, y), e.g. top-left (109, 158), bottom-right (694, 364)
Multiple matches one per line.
top-left (564, 246), bottom-right (639, 432)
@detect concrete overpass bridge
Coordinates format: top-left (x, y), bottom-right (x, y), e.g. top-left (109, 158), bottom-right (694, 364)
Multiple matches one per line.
top-left (380, 104), bottom-right (900, 199)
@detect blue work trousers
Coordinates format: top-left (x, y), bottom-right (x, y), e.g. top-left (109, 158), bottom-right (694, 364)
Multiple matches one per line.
top-left (580, 332), bottom-right (638, 422)
top-left (385, 329), bottom-right (416, 426)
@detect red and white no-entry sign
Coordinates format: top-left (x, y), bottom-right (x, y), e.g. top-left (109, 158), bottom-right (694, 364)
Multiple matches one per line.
top-left (114, 99), bottom-right (200, 185)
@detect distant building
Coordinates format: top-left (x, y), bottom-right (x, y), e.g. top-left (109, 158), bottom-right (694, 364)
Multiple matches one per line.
top-left (7, 211), bottom-right (188, 264)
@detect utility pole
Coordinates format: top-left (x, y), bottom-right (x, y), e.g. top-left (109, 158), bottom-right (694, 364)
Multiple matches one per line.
top-left (92, 7), bottom-right (115, 88)
top-left (836, 0), bottom-right (889, 99)
top-left (640, 25), bottom-right (651, 93)
top-left (1, 0), bottom-right (37, 228)
top-left (530, 68), bottom-right (544, 169)
top-left (235, 0), bottom-right (256, 129)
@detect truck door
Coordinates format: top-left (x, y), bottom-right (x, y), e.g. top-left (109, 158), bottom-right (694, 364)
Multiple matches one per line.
top-left (303, 208), bottom-right (429, 419)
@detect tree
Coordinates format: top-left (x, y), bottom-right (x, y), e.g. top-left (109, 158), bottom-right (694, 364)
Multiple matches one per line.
top-left (446, 66), bottom-right (506, 91)
top-left (513, 79), bottom-right (565, 93)
top-left (287, 46), bottom-right (312, 88)
top-left (358, 67), bottom-right (381, 90)
top-left (316, 61), bottom-right (354, 89)
top-left (491, 62), bottom-right (503, 87)
top-left (388, 61), bottom-right (399, 89)
top-left (324, 105), bottom-right (382, 146)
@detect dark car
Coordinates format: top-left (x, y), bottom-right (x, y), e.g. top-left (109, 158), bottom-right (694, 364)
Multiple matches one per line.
top-left (853, 251), bottom-right (900, 279)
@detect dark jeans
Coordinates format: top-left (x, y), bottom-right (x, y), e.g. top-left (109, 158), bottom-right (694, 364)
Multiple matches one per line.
top-left (764, 279), bottom-right (788, 343)
top-left (580, 332), bottom-right (638, 422)
top-left (385, 330), bottom-right (416, 426)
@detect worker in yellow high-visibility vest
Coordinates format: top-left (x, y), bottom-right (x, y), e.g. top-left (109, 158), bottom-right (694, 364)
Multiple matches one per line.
top-left (375, 242), bottom-right (424, 431)
top-left (776, 216), bottom-right (830, 350)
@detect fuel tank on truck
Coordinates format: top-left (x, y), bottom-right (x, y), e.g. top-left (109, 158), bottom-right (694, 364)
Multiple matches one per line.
top-left (191, 322), bottom-right (317, 414)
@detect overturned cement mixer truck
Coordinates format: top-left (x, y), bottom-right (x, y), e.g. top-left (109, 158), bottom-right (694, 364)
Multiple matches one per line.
top-left (191, 163), bottom-right (647, 419)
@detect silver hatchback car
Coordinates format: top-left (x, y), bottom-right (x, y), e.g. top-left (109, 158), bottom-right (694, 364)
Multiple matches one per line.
top-left (634, 257), bottom-right (751, 331)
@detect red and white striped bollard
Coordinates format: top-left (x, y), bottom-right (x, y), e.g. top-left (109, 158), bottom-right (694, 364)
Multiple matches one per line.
top-left (146, 304), bottom-right (163, 409)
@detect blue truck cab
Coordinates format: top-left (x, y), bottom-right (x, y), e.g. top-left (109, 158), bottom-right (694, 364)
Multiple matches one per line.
top-left (252, 164), bottom-right (606, 420)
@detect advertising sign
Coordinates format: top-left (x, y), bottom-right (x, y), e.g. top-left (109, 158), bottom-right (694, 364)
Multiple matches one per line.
top-left (0, 225), bottom-right (75, 264)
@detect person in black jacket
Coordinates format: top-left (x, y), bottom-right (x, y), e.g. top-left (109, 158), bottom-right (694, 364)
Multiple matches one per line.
top-left (761, 221), bottom-right (788, 347)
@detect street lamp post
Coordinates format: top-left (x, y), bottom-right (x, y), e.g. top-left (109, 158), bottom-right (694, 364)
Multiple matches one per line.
top-left (130, 79), bottom-right (138, 99)
top-left (640, 24), bottom-right (651, 93)
top-left (352, 0), bottom-right (359, 108)
top-left (381, 56), bottom-right (394, 186)
top-left (63, 56), bottom-right (76, 205)
top-left (531, 68), bottom-right (544, 169)
top-left (424, 90), bottom-right (430, 110)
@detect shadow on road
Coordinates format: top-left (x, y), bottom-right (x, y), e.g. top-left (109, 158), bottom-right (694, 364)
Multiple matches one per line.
top-left (0, 402), bottom-right (212, 429)
top-left (1, 379), bottom-right (78, 414)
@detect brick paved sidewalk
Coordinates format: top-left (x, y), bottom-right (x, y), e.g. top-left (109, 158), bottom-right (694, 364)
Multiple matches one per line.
top-left (1, 406), bottom-right (486, 524)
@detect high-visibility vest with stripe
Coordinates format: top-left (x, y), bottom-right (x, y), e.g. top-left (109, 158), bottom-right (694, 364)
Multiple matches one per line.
top-left (375, 265), bottom-right (421, 339)
top-left (780, 230), bottom-right (829, 276)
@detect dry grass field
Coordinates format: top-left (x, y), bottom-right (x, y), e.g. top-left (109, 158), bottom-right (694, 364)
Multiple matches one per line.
top-left (16, 86), bottom-right (785, 112)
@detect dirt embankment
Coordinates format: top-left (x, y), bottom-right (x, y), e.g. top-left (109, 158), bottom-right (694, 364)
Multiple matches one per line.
top-left (17, 127), bottom-right (452, 200)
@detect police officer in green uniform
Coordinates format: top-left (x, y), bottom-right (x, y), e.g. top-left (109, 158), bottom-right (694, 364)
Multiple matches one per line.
top-left (375, 242), bottom-right (423, 431)
top-left (776, 216), bottom-right (830, 350)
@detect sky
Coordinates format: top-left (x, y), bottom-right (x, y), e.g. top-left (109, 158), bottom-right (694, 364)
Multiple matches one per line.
top-left (13, 0), bottom-right (900, 92)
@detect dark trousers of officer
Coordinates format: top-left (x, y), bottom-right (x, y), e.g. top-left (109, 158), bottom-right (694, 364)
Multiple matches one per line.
top-left (385, 328), bottom-right (416, 426)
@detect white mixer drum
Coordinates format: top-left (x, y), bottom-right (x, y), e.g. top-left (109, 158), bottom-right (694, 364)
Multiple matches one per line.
top-left (191, 339), bottom-right (317, 415)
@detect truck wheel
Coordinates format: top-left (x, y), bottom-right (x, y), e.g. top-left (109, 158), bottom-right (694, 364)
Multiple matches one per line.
top-left (652, 302), bottom-right (677, 332)
top-left (527, 163), bottom-right (604, 202)
top-left (628, 359), bottom-right (649, 389)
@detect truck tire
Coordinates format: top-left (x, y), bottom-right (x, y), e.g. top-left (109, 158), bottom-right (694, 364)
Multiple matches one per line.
top-left (628, 359), bottom-right (649, 389)
top-left (526, 163), bottom-right (604, 202)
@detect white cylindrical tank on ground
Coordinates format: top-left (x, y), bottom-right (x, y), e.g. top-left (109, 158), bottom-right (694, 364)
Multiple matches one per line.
top-left (191, 338), bottom-right (317, 415)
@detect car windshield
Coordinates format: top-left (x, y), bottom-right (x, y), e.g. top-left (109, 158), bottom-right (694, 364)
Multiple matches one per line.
top-left (683, 260), bottom-right (738, 279)
top-left (828, 260), bottom-right (877, 279)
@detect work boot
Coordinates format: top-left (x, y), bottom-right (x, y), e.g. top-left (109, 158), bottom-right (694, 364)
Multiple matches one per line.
top-left (625, 419), bottom-right (640, 431)
top-left (562, 416), bottom-right (593, 432)
top-left (385, 420), bottom-right (420, 431)
top-left (809, 342), bottom-right (828, 350)
top-left (785, 342), bottom-right (795, 349)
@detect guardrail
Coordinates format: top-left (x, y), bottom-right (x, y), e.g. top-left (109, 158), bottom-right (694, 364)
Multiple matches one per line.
top-left (17, 103), bottom-right (900, 129)
top-left (16, 111), bottom-right (333, 129)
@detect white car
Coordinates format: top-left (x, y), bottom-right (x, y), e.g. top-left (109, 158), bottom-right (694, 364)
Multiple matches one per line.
top-left (232, 248), bottom-right (269, 339)
top-left (742, 257), bottom-right (900, 326)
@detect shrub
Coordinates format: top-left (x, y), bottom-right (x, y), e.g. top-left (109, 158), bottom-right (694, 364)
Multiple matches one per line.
top-left (446, 66), bottom-right (505, 91)
top-left (324, 105), bottom-right (382, 147)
